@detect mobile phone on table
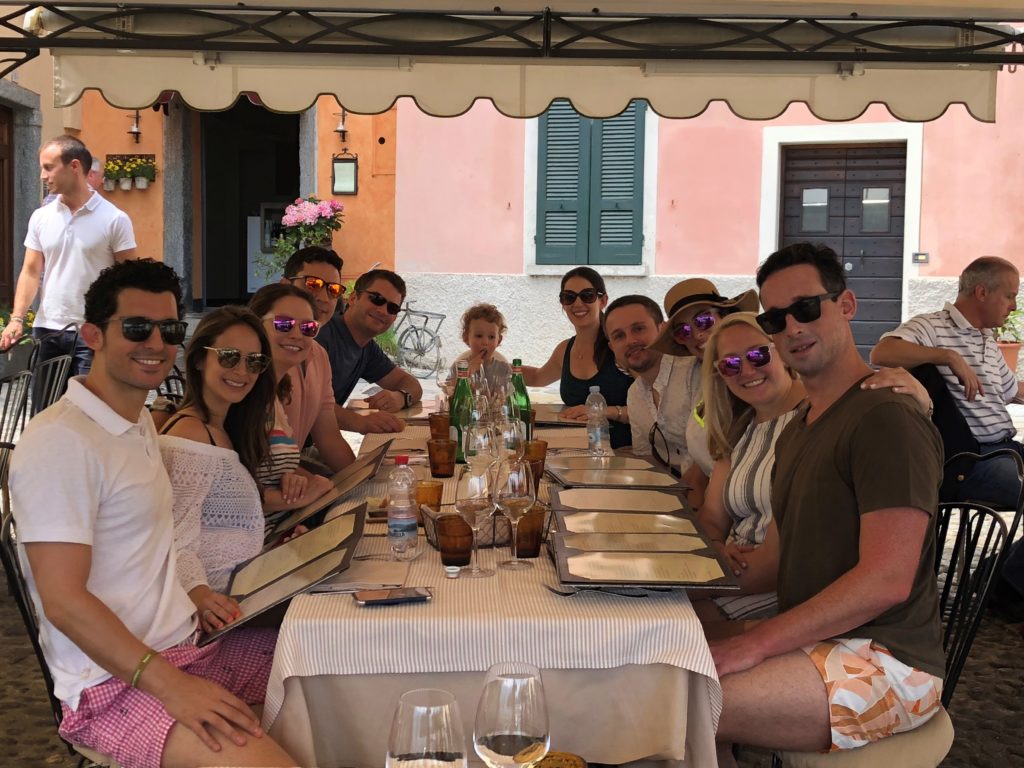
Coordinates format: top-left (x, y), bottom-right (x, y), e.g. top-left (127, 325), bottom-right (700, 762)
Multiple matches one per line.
top-left (352, 587), bottom-right (433, 606)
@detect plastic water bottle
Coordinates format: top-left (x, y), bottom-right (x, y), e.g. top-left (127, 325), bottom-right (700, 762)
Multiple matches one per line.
top-left (387, 455), bottom-right (419, 560)
top-left (585, 386), bottom-right (612, 457)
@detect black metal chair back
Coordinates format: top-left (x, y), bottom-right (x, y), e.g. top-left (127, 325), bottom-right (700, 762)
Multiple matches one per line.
top-left (0, 370), bottom-right (31, 444)
top-left (0, 442), bottom-right (74, 755)
top-left (156, 363), bottom-right (187, 405)
top-left (934, 501), bottom-right (1009, 706)
top-left (648, 424), bottom-right (681, 477)
top-left (29, 354), bottom-right (73, 418)
top-left (943, 449), bottom-right (1024, 545)
top-left (27, 323), bottom-right (79, 370)
top-left (0, 338), bottom-right (37, 380)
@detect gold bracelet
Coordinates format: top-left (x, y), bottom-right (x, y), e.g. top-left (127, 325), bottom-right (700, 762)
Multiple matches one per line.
top-left (130, 648), bottom-right (157, 689)
top-left (616, 405), bottom-right (623, 420)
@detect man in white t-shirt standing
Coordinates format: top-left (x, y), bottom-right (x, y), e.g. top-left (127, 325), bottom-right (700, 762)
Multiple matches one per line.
top-left (10, 259), bottom-right (294, 768)
top-left (0, 135), bottom-right (137, 375)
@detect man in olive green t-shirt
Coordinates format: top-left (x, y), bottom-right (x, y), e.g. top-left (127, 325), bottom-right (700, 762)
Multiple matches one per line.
top-left (710, 243), bottom-right (945, 766)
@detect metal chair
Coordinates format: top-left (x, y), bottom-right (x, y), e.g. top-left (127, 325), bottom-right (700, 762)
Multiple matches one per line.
top-left (27, 323), bottom-right (79, 370)
top-left (0, 370), bottom-right (31, 445)
top-left (0, 338), bottom-right (37, 380)
top-left (28, 354), bottom-right (73, 417)
top-left (943, 449), bottom-right (1024, 546)
top-left (647, 423), bottom-right (681, 477)
top-left (156, 362), bottom-right (187, 405)
top-left (0, 444), bottom-right (120, 768)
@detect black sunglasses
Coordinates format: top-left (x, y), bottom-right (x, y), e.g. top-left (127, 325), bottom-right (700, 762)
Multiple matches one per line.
top-left (116, 317), bottom-right (188, 345)
top-left (558, 288), bottom-right (605, 306)
top-left (755, 292), bottom-right (840, 335)
top-left (716, 345), bottom-right (773, 378)
top-left (672, 311), bottom-right (717, 342)
top-left (289, 275), bottom-right (345, 300)
top-left (364, 290), bottom-right (402, 315)
top-left (204, 346), bottom-right (271, 374)
top-left (265, 314), bottom-right (320, 338)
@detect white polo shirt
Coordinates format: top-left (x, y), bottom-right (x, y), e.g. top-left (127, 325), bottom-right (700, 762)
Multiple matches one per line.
top-left (24, 192), bottom-right (136, 329)
top-left (628, 354), bottom-right (701, 473)
top-left (881, 302), bottom-right (1018, 443)
top-left (11, 378), bottom-right (196, 709)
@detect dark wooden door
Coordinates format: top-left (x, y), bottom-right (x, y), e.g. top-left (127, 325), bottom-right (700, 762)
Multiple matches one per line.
top-left (0, 106), bottom-right (13, 305)
top-left (780, 144), bottom-right (906, 359)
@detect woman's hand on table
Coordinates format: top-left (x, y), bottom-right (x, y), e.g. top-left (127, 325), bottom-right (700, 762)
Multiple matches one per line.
top-left (279, 472), bottom-right (309, 505)
top-left (560, 404), bottom-right (590, 422)
top-left (189, 585), bottom-right (241, 632)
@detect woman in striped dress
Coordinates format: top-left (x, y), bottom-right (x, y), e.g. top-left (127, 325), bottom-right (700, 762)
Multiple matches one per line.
top-left (249, 284), bottom-right (333, 514)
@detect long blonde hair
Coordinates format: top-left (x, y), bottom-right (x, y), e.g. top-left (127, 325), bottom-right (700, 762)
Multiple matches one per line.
top-left (701, 313), bottom-right (794, 460)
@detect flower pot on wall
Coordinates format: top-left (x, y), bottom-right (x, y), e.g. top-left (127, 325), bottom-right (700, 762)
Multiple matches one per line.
top-left (118, 178), bottom-right (132, 191)
top-left (103, 179), bottom-right (116, 192)
top-left (999, 341), bottom-right (1021, 374)
top-left (134, 177), bottom-right (149, 190)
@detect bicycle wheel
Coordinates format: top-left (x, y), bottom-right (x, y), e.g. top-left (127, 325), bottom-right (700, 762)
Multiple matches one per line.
top-left (398, 326), bottom-right (441, 378)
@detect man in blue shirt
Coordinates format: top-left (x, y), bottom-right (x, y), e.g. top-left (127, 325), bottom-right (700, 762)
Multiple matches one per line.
top-left (316, 268), bottom-right (422, 433)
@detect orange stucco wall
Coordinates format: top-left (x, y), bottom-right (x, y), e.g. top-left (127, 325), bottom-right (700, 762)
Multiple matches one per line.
top-left (77, 91), bottom-right (165, 262)
top-left (316, 97), bottom-right (396, 280)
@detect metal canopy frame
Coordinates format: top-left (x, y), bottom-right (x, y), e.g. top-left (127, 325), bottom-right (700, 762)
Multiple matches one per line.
top-left (2, 3), bottom-right (1024, 80)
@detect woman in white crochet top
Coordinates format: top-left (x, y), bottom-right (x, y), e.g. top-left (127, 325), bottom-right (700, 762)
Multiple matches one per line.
top-left (159, 306), bottom-right (277, 633)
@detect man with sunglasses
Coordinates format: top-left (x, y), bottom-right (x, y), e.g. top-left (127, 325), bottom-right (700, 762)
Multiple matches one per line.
top-left (1, 135), bottom-right (137, 376)
top-left (711, 243), bottom-right (945, 766)
top-left (10, 260), bottom-right (294, 768)
top-left (316, 268), bottom-right (422, 434)
top-left (278, 246), bottom-right (356, 472)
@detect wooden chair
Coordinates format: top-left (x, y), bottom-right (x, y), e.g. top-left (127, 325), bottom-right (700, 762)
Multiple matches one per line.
top-left (0, 443), bottom-right (121, 767)
top-left (773, 502), bottom-right (1009, 767)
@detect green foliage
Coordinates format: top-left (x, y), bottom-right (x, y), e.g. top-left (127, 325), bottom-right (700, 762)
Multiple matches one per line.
top-left (997, 308), bottom-right (1023, 343)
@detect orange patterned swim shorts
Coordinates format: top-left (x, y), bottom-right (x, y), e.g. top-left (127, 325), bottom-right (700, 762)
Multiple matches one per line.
top-left (803, 637), bottom-right (943, 752)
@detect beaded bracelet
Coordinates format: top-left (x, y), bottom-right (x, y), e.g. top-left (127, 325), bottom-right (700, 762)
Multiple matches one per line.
top-left (8, 315), bottom-right (23, 324)
top-left (130, 648), bottom-right (157, 688)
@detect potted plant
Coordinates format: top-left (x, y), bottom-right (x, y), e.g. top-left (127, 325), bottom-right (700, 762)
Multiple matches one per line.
top-left (132, 157), bottom-right (158, 190)
top-left (102, 158), bottom-right (124, 192)
top-left (996, 308), bottom-right (1023, 373)
top-left (257, 195), bottom-right (345, 278)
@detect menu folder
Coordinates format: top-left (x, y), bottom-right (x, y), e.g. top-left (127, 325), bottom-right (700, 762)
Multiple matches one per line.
top-left (545, 465), bottom-right (687, 491)
top-left (265, 439), bottom-right (391, 541)
top-left (549, 486), bottom-right (693, 516)
top-left (198, 502), bottom-right (366, 646)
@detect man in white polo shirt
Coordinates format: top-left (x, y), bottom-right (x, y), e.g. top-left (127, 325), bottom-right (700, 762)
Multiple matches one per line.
top-left (871, 255), bottom-right (1023, 508)
top-left (0, 135), bottom-right (136, 375)
top-left (10, 259), bottom-right (294, 768)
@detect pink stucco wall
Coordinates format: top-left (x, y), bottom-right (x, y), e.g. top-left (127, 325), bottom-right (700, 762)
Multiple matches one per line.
top-left (395, 75), bottom-right (1024, 279)
top-left (395, 98), bottom-right (524, 274)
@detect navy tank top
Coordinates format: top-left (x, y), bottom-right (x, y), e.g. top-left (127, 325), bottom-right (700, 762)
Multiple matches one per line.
top-left (560, 337), bottom-right (633, 448)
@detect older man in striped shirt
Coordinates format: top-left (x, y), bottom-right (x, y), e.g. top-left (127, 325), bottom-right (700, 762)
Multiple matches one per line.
top-left (871, 256), bottom-right (1023, 508)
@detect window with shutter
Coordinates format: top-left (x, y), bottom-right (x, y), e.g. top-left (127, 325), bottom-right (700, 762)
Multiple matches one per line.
top-left (536, 100), bottom-right (645, 266)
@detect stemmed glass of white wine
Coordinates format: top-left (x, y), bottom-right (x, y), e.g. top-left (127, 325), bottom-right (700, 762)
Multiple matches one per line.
top-left (495, 459), bottom-right (535, 571)
top-left (474, 662), bottom-right (549, 768)
top-left (387, 688), bottom-right (467, 768)
top-left (455, 465), bottom-right (495, 578)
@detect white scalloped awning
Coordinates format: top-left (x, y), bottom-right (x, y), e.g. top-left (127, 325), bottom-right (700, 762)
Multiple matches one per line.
top-left (34, 1), bottom-right (1018, 121)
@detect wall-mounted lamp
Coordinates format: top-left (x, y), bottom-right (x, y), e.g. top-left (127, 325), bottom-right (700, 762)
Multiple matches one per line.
top-left (333, 109), bottom-right (348, 143)
top-left (127, 110), bottom-right (141, 143)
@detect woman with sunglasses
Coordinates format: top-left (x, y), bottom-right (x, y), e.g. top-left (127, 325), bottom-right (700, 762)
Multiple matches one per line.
top-left (249, 284), bottom-right (334, 514)
top-left (648, 279), bottom-right (759, 507)
top-left (522, 266), bottom-right (633, 448)
top-left (693, 313), bottom-right (933, 629)
top-left (158, 306), bottom-right (277, 633)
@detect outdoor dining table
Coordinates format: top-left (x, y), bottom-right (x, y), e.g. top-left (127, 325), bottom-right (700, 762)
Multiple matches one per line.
top-left (262, 423), bottom-right (722, 767)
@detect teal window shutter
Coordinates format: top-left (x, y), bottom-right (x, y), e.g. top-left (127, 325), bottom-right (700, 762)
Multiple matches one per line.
top-left (589, 101), bottom-right (645, 265)
top-left (536, 100), bottom-right (590, 265)
top-left (536, 100), bottom-right (645, 266)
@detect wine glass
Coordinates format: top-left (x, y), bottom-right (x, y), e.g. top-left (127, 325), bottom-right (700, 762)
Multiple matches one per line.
top-left (387, 688), bottom-right (467, 768)
top-left (435, 354), bottom-right (452, 412)
top-left (455, 466), bottom-right (495, 578)
top-left (464, 423), bottom-right (498, 475)
top-left (497, 418), bottom-right (526, 462)
top-left (473, 662), bottom-right (549, 768)
top-left (495, 459), bottom-right (535, 571)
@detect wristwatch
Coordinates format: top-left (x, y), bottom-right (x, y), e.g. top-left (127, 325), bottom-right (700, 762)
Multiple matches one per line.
top-left (398, 389), bottom-right (414, 408)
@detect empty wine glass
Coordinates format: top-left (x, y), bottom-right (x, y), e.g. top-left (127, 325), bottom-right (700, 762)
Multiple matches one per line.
top-left (436, 354), bottom-right (452, 412)
top-left (495, 459), bottom-right (535, 571)
top-left (387, 688), bottom-right (467, 768)
top-left (464, 423), bottom-right (497, 475)
top-left (455, 465), bottom-right (495, 578)
top-left (474, 662), bottom-right (549, 768)
top-left (497, 418), bottom-right (526, 462)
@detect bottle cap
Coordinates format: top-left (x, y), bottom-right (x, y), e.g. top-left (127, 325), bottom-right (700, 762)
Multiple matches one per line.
top-left (512, 358), bottom-right (523, 367)
top-left (589, 385), bottom-right (600, 393)
top-left (394, 455), bottom-right (409, 465)
top-left (444, 565), bottom-right (461, 579)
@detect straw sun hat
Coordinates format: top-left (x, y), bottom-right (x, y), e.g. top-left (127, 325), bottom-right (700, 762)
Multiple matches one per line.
top-left (648, 278), bottom-right (759, 356)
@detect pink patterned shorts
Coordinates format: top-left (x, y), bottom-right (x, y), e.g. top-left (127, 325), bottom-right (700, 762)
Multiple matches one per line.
top-left (803, 637), bottom-right (943, 752)
top-left (59, 627), bottom-right (277, 768)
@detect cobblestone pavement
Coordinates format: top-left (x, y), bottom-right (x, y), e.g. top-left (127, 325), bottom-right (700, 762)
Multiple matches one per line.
top-left (1, 565), bottom-right (1022, 767)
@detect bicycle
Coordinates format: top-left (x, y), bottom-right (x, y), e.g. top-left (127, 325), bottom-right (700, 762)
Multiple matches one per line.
top-left (392, 300), bottom-right (446, 379)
